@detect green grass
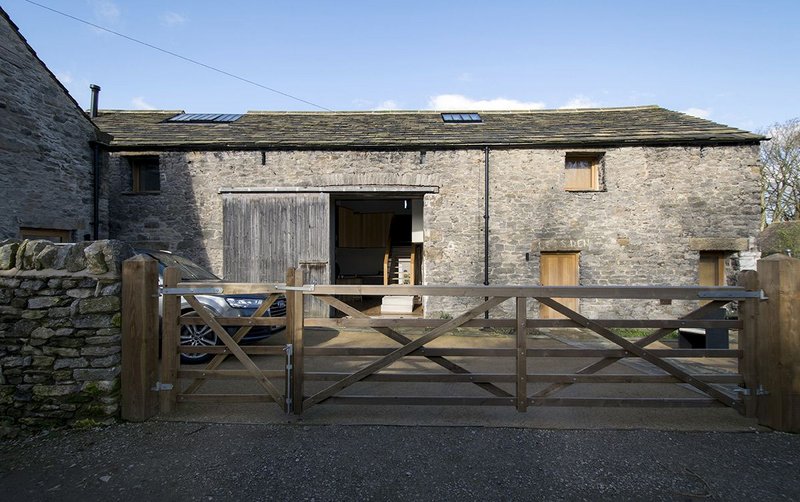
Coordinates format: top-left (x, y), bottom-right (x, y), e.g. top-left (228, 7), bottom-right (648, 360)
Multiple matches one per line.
top-left (613, 328), bottom-right (678, 340)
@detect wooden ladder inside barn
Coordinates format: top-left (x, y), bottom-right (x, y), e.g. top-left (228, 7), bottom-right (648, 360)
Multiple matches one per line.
top-left (382, 242), bottom-right (418, 314)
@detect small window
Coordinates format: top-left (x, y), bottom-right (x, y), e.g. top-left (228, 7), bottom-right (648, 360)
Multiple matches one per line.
top-left (129, 156), bottom-right (160, 193)
top-left (441, 113), bottom-right (482, 123)
top-left (565, 153), bottom-right (602, 191)
top-left (20, 227), bottom-right (72, 243)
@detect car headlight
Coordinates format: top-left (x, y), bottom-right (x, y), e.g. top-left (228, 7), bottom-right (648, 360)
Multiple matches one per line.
top-left (225, 297), bottom-right (263, 309)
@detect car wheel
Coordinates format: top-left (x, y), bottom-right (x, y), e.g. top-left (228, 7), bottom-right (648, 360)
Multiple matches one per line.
top-left (179, 311), bottom-right (217, 364)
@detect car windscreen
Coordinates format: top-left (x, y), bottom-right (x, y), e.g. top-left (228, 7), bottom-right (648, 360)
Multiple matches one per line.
top-left (147, 251), bottom-right (220, 281)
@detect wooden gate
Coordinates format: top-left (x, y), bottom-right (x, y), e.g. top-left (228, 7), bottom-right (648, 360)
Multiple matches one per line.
top-left (124, 256), bottom-right (800, 432)
top-left (288, 279), bottom-right (753, 413)
top-left (157, 268), bottom-right (291, 412)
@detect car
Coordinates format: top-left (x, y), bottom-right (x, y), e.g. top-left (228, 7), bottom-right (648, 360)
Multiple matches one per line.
top-left (137, 249), bottom-right (286, 364)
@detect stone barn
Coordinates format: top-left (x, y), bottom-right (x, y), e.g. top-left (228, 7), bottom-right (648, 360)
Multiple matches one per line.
top-left (0, 7), bottom-right (110, 243)
top-left (93, 107), bottom-right (763, 317)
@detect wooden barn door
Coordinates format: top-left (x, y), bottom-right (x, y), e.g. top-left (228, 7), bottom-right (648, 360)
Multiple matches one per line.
top-left (223, 193), bottom-right (331, 316)
top-left (540, 252), bottom-right (579, 319)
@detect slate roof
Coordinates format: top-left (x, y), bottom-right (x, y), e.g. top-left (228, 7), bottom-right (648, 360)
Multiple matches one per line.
top-left (93, 106), bottom-right (763, 150)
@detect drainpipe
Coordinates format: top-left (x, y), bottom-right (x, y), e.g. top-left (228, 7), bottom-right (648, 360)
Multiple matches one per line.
top-left (484, 146), bottom-right (490, 320)
top-left (90, 84), bottom-right (101, 240)
top-left (91, 141), bottom-right (100, 240)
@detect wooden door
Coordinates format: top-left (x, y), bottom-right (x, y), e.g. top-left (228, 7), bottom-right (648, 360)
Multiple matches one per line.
top-left (540, 252), bottom-right (579, 319)
top-left (223, 193), bottom-right (331, 316)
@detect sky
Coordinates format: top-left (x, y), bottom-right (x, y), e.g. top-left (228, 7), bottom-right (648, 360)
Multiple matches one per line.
top-left (4, 0), bottom-right (799, 132)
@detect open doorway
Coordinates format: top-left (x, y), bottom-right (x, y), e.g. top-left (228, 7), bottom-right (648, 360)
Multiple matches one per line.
top-left (333, 195), bottom-right (423, 315)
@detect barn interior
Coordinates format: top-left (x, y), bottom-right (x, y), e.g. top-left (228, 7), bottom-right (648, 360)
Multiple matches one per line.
top-left (333, 195), bottom-right (423, 315)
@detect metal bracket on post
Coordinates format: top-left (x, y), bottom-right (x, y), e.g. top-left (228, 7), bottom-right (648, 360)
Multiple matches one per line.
top-left (151, 381), bottom-right (174, 392)
top-left (284, 344), bottom-right (294, 413)
top-left (734, 385), bottom-right (769, 397)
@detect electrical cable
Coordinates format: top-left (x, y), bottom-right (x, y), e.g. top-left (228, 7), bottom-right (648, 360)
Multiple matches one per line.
top-left (23, 0), bottom-right (333, 111)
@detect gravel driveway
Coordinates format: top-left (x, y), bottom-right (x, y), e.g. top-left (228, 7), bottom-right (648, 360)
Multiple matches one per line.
top-left (1, 422), bottom-right (797, 501)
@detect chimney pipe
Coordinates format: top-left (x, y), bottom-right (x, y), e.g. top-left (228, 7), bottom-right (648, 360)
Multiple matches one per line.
top-left (89, 84), bottom-right (101, 118)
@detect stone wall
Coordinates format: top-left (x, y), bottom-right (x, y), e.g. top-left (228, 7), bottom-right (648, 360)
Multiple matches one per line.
top-left (106, 144), bottom-right (761, 317)
top-left (0, 239), bottom-right (133, 437)
top-left (0, 10), bottom-right (108, 241)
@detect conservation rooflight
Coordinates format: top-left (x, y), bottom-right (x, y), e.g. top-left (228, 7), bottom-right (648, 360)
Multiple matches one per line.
top-left (441, 113), bottom-right (482, 123)
top-left (165, 113), bottom-right (243, 123)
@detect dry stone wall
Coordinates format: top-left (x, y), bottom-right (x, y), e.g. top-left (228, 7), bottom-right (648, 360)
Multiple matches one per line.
top-left (107, 144), bottom-right (761, 318)
top-left (0, 239), bottom-right (133, 437)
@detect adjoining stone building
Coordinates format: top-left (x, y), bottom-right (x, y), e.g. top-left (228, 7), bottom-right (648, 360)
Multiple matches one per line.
top-left (0, 7), bottom-right (110, 243)
top-left (93, 107), bottom-right (763, 317)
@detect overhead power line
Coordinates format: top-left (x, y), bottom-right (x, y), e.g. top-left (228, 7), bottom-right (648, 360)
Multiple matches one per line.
top-left (23, 0), bottom-right (333, 111)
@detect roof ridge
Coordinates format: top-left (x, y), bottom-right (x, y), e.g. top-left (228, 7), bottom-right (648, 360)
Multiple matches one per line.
top-left (244, 105), bottom-right (663, 115)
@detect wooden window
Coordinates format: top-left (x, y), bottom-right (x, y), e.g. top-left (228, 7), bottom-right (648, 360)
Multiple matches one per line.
top-left (699, 252), bottom-right (726, 286)
top-left (20, 227), bottom-right (72, 243)
top-left (540, 252), bottom-right (579, 319)
top-left (699, 252), bottom-right (726, 306)
top-left (565, 153), bottom-right (602, 191)
top-left (129, 156), bottom-right (160, 193)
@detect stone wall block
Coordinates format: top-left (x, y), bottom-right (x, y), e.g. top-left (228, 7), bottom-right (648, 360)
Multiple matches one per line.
top-left (0, 242), bottom-right (19, 269)
top-left (34, 245), bottom-right (61, 270)
top-left (29, 327), bottom-right (55, 340)
top-left (78, 296), bottom-right (120, 314)
top-left (73, 368), bottom-right (119, 382)
top-left (53, 357), bottom-right (88, 370)
top-left (27, 297), bottom-right (59, 309)
top-left (90, 354), bottom-right (121, 367)
top-left (64, 242), bottom-right (90, 272)
top-left (83, 241), bottom-right (108, 274)
top-left (66, 288), bottom-right (94, 299)
top-left (17, 240), bottom-right (49, 270)
top-left (72, 314), bottom-right (114, 329)
top-left (80, 345), bottom-right (120, 357)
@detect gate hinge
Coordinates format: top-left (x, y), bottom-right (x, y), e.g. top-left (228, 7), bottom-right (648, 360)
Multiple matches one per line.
top-left (152, 381), bottom-right (174, 391)
top-left (734, 385), bottom-right (769, 397)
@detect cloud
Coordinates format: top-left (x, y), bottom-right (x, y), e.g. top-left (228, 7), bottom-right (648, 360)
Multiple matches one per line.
top-left (682, 107), bottom-right (712, 119)
top-left (428, 94), bottom-right (545, 110)
top-left (160, 11), bottom-right (186, 27)
top-left (55, 72), bottom-right (73, 85)
top-left (560, 95), bottom-right (598, 109)
top-left (89, 0), bottom-right (120, 24)
top-left (131, 97), bottom-right (156, 110)
top-left (373, 100), bottom-right (400, 111)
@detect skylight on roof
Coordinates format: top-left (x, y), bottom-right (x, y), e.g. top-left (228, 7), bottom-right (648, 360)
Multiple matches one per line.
top-left (441, 113), bottom-right (482, 123)
top-left (165, 113), bottom-right (242, 123)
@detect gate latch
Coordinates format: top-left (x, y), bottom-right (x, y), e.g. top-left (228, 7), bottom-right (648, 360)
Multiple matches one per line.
top-left (278, 285), bottom-right (315, 292)
top-left (152, 381), bottom-right (174, 392)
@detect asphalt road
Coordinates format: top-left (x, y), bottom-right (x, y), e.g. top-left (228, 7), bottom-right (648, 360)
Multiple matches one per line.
top-left (1, 422), bottom-right (797, 501)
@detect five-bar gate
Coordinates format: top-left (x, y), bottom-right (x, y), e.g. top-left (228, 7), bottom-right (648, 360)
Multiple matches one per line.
top-left (149, 267), bottom-right (762, 416)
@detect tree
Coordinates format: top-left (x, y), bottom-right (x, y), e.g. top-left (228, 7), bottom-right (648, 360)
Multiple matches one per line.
top-left (760, 118), bottom-right (800, 229)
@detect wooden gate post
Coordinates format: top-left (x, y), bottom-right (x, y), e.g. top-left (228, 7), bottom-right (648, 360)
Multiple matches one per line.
top-left (121, 255), bottom-right (159, 421)
top-left (515, 297), bottom-right (528, 412)
top-left (737, 270), bottom-right (759, 418)
top-left (286, 267), bottom-right (305, 414)
top-left (755, 254), bottom-right (800, 432)
top-left (159, 267), bottom-right (181, 414)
